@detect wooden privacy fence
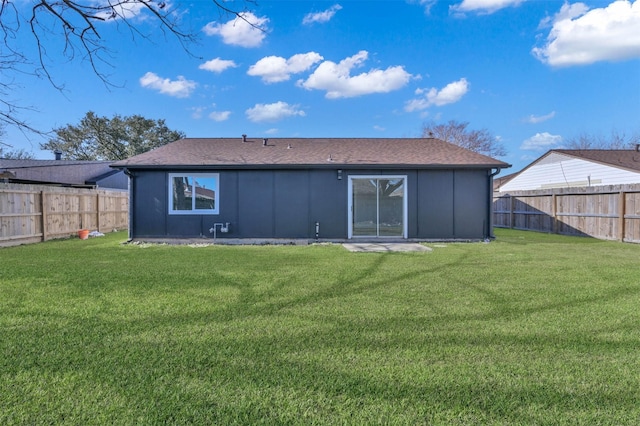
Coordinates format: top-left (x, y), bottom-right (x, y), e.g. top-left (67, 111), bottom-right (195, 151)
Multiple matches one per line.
top-left (0, 183), bottom-right (128, 247)
top-left (493, 184), bottom-right (640, 243)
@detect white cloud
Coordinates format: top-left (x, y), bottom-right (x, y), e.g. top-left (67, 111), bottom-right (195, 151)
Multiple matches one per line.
top-left (202, 12), bottom-right (268, 48)
top-left (533, 0), bottom-right (640, 66)
top-left (450, 0), bottom-right (524, 14)
top-left (428, 78), bottom-right (469, 105)
top-left (410, 0), bottom-right (438, 13)
top-left (199, 58), bottom-right (238, 73)
top-left (297, 51), bottom-right (412, 99)
top-left (537, 2), bottom-right (589, 29)
top-left (404, 78), bottom-right (469, 111)
top-left (139, 72), bottom-right (196, 98)
top-left (209, 111), bottom-right (231, 122)
top-left (97, 1), bottom-right (153, 20)
top-left (190, 106), bottom-right (205, 119)
top-left (245, 101), bottom-right (306, 122)
top-left (520, 132), bottom-right (563, 151)
top-left (248, 52), bottom-right (324, 83)
top-left (525, 111), bottom-right (556, 124)
top-left (303, 4), bottom-right (343, 24)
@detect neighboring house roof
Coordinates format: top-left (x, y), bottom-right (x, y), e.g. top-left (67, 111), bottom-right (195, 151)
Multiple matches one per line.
top-left (498, 149), bottom-right (640, 192)
top-left (0, 158), bottom-right (126, 189)
top-left (111, 137), bottom-right (511, 169)
top-left (552, 149), bottom-right (640, 173)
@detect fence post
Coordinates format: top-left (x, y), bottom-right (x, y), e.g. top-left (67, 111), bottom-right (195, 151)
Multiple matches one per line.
top-left (78, 194), bottom-right (83, 230)
top-left (41, 191), bottom-right (48, 242)
top-left (552, 193), bottom-right (558, 235)
top-left (619, 191), bottom-right (626, 242)
top-left (509, 195), bottom-right (515, 229)
top-left (96, 193), bottom-right (101, 233)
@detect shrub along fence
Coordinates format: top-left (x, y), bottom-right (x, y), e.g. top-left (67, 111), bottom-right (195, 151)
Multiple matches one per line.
top-left (0, 183), bottom-right (128, 247)
top-left (493, 184), bottom-right (640, 243)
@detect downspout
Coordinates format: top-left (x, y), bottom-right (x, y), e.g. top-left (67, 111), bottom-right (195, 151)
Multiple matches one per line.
top-left (487, 168), bottom-right (502, 240)
top-left (123, 168), bottom-right (134, 242)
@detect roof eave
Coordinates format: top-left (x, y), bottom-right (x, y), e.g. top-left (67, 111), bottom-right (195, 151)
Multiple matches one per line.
top-left (111, 162), bottom-right (510, 171)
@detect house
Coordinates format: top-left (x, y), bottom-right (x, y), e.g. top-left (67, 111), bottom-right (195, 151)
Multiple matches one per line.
top-left (111, 137), bottom-right (510, 241)
top-left (497, 149), bottom-right (640, 192)
top-left (493, 171), bottom-right (518, 192)
top-left (0, 158), bottom-right (127, 189)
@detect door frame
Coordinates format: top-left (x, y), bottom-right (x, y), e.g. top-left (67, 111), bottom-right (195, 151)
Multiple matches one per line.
top-left (347, 175), bottom-right (408, 239)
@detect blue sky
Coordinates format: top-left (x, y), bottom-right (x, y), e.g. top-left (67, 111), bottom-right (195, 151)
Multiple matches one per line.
top-left (4, 0), bottom-right (640, 174)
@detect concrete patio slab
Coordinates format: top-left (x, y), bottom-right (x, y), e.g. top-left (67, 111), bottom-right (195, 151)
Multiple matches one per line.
top-left (343, 243), bottom-right (432, 253)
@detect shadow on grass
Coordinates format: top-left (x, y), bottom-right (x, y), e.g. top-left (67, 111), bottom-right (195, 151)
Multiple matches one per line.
top-left (3, 237), bottom-right (640, 423)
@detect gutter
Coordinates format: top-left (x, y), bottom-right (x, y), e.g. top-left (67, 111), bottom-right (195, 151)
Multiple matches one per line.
top-left (123, 168), bottom-right (134, 242)
top-left (487, 168), bottom-right (503, 240)
top-left (108, 163), bottom-right (511, 171)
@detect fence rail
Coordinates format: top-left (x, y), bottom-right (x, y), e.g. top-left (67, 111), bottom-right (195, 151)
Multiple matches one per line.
top-left (0, 183), bottom-right (128, 247)
top-left (493, 184), bottom-right (640, 243)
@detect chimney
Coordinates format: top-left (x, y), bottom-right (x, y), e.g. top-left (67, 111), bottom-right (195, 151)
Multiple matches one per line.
top-left (263, 138), bottom-right (268, 146)
top-left (636, 144), bottom-right (640, 152)
top-left (54, 150), bottom-right (62, 160)
top-left (242, 134), bottom-right (247, 142)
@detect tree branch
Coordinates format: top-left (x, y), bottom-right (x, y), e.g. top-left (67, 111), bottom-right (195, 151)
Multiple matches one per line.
top-left (2, 0), bottom-right (254, 133)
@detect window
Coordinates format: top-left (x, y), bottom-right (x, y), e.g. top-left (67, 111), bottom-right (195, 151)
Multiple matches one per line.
top-left (169, 173), bottom-right (219, 214)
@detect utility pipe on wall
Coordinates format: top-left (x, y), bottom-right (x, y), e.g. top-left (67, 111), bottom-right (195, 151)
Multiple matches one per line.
top-left (487, 168), bottom-right (502, 240)
top-left (123, 168), bottom-right (134, 241)
top-left (210, 222), bottom-right (230, 241)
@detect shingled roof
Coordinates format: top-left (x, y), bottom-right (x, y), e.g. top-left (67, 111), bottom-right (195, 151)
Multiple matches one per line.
top-left (0, 158), bottom-right (121, 187)
top-left (111, 137), bottom-right (510, 169)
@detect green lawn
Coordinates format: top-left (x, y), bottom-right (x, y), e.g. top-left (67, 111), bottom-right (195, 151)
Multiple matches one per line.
top-left (1, 230), bottom-right (639, 425)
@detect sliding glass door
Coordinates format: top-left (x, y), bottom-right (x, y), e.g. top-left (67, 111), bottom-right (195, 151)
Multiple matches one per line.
top-left (349, 176), bottom-right (407, 238)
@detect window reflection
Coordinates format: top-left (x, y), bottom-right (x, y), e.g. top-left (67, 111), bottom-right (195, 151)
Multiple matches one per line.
top-left (193, 177), bottom-right (216, 210)
top-left (172, 176), bottom-right (191, 210)
top-left (170, 174), bottom-right (219, 214)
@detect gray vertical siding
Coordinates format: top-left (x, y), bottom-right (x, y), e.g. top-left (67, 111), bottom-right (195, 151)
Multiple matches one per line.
top-left (453, 170), bottom-right (490, 238)
top-left (274, 171), bottom-right (311, 238)
top-left (131, 171), bottom-right (167, 238)
top-left (237, 171), bottom-right (274, 238)
top-left (309, 170), bottom-right (347, 239)
top-left (416, 170), bottom-right (454, 238)
top-left (130, 167), bottom-right (492, 240)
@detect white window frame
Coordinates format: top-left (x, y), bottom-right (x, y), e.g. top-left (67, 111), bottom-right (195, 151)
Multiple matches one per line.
top-left (168, 173), bottom-right (220, 215)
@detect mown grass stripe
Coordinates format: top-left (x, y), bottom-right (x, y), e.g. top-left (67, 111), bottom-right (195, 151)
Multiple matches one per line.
top-left (1, 230), bottom-right (639, 424)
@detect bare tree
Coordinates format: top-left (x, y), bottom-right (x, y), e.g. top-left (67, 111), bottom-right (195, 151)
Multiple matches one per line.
top-left (564, 129), bottom-right (640, 150)
top-left (0, 0), bottom-right (257, 132)
top-left (0, 123), bottom-right (35, 158)
top-left (422, 120), bottom-right (506, 158)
